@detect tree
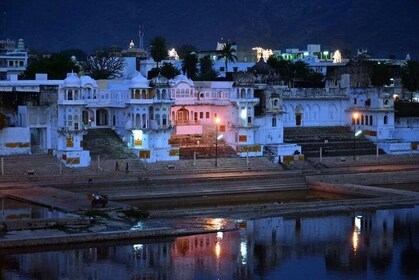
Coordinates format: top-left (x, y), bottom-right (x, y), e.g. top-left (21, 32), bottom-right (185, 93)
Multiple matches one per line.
top-left (160, 62), bottom-right (180, 79)
top-left (182, 53), bottom-right (198, 80)
top-left (198, 55), bottom-right (218, 81)
top-left (0, 112), bottom-right (6, 129)
top-left (59, 49), bottom-right (88, 61)
top-left (148, 63), bottom-right (180, 79)
top-left (267, 55), bottom-right (293, 83)
top-left (292, 61), bottom-right (311, 80)
top-left (23, 54), bottom-right (79, 80)
top-left (370, 63), bottom-right (391, 87)
top-left (401, 60), bottom-right (419, 102)
top-left (149, 36), bottom-right (168, 68)
top-left (177, 44), bottom-right (198, 59)
top-left (82, 49), bottom-right (126, 79)
top-left (217, 42), bottom-right (237, 73)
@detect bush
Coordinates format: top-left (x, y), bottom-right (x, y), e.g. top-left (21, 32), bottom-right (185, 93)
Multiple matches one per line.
top-left (121, 209), bottom-right (150, 219)
top-left (84, 210), bottom-right (110, 219)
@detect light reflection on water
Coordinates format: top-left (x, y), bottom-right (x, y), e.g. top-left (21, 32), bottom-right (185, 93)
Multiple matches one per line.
top-left (1, 206), bottom-right (419, 280)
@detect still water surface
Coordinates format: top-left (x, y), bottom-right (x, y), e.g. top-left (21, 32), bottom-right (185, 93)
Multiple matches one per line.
top-left (1, 206), bottom-right (418, 280)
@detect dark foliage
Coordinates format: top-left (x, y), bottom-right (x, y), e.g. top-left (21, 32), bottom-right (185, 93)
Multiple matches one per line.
top-left (23, 54), bottom-right (79, 80)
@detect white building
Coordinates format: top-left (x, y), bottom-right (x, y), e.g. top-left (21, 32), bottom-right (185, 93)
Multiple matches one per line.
top-left (1, 60), bottom-right (418, 166)
top-left (0, 39), bottom-right (28, 80)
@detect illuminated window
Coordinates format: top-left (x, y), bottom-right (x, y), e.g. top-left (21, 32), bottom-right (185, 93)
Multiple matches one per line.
top-left (66, 136), bottom-right (74, 147)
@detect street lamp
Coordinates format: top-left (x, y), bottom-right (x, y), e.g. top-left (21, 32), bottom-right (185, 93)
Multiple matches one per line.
top-left (353, 112), bottom-right (359, 160)
top-left (215, 117), bottom-right (221, 167)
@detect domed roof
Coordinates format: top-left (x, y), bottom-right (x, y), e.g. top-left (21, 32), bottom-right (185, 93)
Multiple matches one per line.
top-left (63, 72), bottom-right (81, 87)
top-left (150, 73), bottom-right (169, 87)
top-left (249, 58), bottom-right (274, 76)
top-left (170, 74), bottom-right (194, 86)
top-left (80, 75), bottom-right (98, 88)
top-left (130, 72), bottom-right (149, 88)
top-left (232, 72), bottom-right (255, 86)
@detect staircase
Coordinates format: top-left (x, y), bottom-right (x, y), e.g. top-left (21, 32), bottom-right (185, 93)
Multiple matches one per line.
top-left (170, 125), bottom-right (237, 159)
top-left (0, 154), bottom-right (62, 176)
top-left (284, 126), bottom-right (385, 158)
top-left (83, 128), bottom-right (136, 159)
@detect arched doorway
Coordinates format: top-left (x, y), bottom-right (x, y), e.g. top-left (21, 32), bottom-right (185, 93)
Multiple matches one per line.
top-left (96, 109), bottom-right (109, 126)
top-left (176, 108), bottom-right (189, 124)
top-left (295, 104), bottom-right (303, 126)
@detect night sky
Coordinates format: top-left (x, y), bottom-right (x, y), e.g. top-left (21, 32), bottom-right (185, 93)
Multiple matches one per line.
top-left (1, 0), bottom-right (418, 58)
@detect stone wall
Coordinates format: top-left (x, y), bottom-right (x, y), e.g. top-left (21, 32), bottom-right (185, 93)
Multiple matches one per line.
top-left (0, 127), bottom-right (30, 155)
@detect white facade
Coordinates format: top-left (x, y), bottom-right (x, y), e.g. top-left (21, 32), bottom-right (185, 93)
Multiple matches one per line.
top-left (1, 68), bottom-right (418, 166)
top-left (0, 39), bottom-right (28, 80)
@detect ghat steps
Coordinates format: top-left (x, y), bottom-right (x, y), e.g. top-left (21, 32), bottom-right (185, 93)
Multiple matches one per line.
top-left (284, 126), bottom-right (385, 158)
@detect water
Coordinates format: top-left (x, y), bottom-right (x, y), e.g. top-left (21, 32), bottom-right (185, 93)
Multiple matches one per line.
top-left (0, 197), bottom-right (67, 220)
top-left (1, 206), bottom-right (418, 280)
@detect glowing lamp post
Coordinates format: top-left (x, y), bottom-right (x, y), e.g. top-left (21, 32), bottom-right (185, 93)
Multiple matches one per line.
top-left (353, 112), bottom-right (359, 160)
top-left (215, 117), bottom-right (221, 167)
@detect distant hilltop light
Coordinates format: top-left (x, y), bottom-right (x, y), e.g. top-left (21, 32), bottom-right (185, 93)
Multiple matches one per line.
top-left (168, 48), bottom-right (179, 60)
top-left (252, 47), bottom-right (273, 62)
top-left (333, 50), bottom-right (342, 63)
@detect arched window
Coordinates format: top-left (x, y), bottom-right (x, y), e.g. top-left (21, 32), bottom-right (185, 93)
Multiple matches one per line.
top-left (67, 115), bottom-right (73, 127)
top-left (142, 89), bottom-right (147, 99)
top-left (240, 89), bottom-right (246, 99)
top-left (135, 89), bottom-right (140, 99)
top-left (272, 117), bottom-right (277, 127)
top-left (365, 115), bottom-right (369, 125)
top-left (384, 115), bottom-right (388, 125)
top-left (68, 89), bottom-right (73, 100)
top-left (247, 89), bottom-right (252, 98)
top-left (361, 115), bottom-right (364, 125)
top-left (155, 114), bottom-right (161, 126)
top-left (370, 115), bottom-right (373, 125)
top-left (82, 110), bottom-right (89, 125)
top-left (162, 89), bottom-right (167, 99)
top-left (142, 113), bottom-right (147, 128)
top-left (74, 115), bottom-right (79, 130)
top-left (384, 99), bottom-right (389, 105)
top-left (135, 114), bottom-right (141, 128)
top-left (273, 99), bottom-right (279, 107)
top-left (162, 114), bottom-right (167, 127)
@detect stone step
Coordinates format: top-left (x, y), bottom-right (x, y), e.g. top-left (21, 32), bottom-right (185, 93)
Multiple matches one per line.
top-left (83, 128), bottom-right (136, 159)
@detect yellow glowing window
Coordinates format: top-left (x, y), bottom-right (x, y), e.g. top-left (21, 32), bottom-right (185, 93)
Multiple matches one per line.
top-left (238, 135), bottom-right (247, 142)
top-left (139, 150), bottom-right (150, 159)
top-left (134, 139), bottom-right (142, 146)
top-left (66, 136), bottom-right (74, 147)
